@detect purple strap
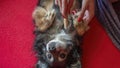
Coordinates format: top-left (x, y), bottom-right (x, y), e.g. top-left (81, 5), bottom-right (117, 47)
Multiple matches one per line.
top-left (95, 0), bottom-right (120, 49)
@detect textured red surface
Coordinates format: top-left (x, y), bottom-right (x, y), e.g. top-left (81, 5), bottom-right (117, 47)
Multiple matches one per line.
top-left (0, 0), bottom-right (120, 68)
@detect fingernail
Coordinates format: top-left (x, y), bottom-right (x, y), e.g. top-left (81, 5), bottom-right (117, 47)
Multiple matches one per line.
top-left (71, 11), bottom-right (75, 15)
top-left (71, 9), bottom-right (78, 15)
top-left (77, 17), bottom-right (82, 22)
top-left (62, 14), bottom-right (66, 18)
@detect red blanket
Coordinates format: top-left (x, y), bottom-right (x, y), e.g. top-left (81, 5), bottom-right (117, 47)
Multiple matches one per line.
top-left (0, 0), bottom-right (120, 68)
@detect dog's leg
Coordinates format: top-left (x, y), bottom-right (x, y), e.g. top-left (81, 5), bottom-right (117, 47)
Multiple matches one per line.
top-left (32, 7), bottom-right (56, 32)
top-left (64, 18), bottom-right (69, 29)
top-left (40, 9), bottom-right (56, 32)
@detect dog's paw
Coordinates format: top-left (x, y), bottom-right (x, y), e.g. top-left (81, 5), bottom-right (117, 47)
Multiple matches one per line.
top-left (32, 7), bottom-right (47, 19)
top-left (71, 11), bottom-right (90, 36)
top-left (46, 9), bottom-right (56, 22)
top-left (38, 9), bottom-right (56, 32)
top-left (73, 20), bottom-right (90, 36)
top-left (32, 7), bottom-right (56, 32)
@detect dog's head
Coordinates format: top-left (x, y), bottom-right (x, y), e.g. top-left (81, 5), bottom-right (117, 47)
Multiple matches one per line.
top-left (46, 30), bottom-right (77, 63)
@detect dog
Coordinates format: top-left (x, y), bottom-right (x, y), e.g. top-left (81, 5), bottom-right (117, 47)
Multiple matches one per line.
top-left (32, 0), bottom-right (89, 68)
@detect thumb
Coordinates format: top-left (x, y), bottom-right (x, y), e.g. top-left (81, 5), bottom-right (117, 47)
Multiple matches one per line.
top-left (77, 10), bottom-right (85, 22)
top-left (77, 0), bottom-right (88, 22)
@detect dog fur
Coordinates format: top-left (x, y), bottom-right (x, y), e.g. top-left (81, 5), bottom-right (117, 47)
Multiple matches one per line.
top-left (32, 0), bottom-right (89, 68)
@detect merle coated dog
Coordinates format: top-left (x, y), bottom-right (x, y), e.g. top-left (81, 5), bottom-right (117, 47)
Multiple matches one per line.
top-left (32, 0), bottom-right (89, 68)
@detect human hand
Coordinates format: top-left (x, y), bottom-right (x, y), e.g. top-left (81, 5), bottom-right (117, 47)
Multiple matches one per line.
top-left (55, 0), bottom-right (95, 23)
top-left (55, 0), bottom-right (74, 18)
top-left (77, 0), bottom-right (95, 23)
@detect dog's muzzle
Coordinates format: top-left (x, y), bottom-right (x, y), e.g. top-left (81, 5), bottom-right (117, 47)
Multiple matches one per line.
top-left (46, 32), bottom-right (74, 63)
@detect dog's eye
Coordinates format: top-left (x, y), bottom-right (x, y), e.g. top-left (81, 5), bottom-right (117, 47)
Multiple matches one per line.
top-left (48, 53), bottom-right (52, 59)
top-left (59, 53), bottom-right (66, 59)
top-left (58, 52), bottom-right (67, 62)
top-left (59, 53), bottom-right (67, 59)
top-left (46, 53), bottom-right (54, 62)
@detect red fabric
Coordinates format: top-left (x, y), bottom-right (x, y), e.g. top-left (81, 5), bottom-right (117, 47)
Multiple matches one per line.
top-left (0, 0), bottom-right (120, 68)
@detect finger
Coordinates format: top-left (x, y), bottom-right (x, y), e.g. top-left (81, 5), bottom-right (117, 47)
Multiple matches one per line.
top-left (83, 13), bottom-right (94, 24)
top-left (88, 0), bottom-right (95, 22)
top-left (67, 0), bottom-right (74, 14)
top-left (61, 0), bottom-right (67, 18)
top-left (71, 10), bottom-right (77, 15)
top-left (71, 9), bottom-right (79, 15)
top-left (77, 0), bottom-right (89, 22)
top-left (58, 0), bottom-right (61, 8)
top-left (83, 9), bottom-right (94, 24)
top-left (55, 0), bottom-right (58, 5)
top-left (84, 0), bottom-right (95, 23)
top-left (59, 0), bottom-right (62, 7)
top-left (77, 11), bottom-right (85, 22)
top-left (87, 12), bottom-right (94, 23)
top-left (83, 10), bottom-right (89, 25)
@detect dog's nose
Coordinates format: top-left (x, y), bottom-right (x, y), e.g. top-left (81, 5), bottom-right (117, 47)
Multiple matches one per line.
top-left (48, 42), bottom-right (56, 50)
